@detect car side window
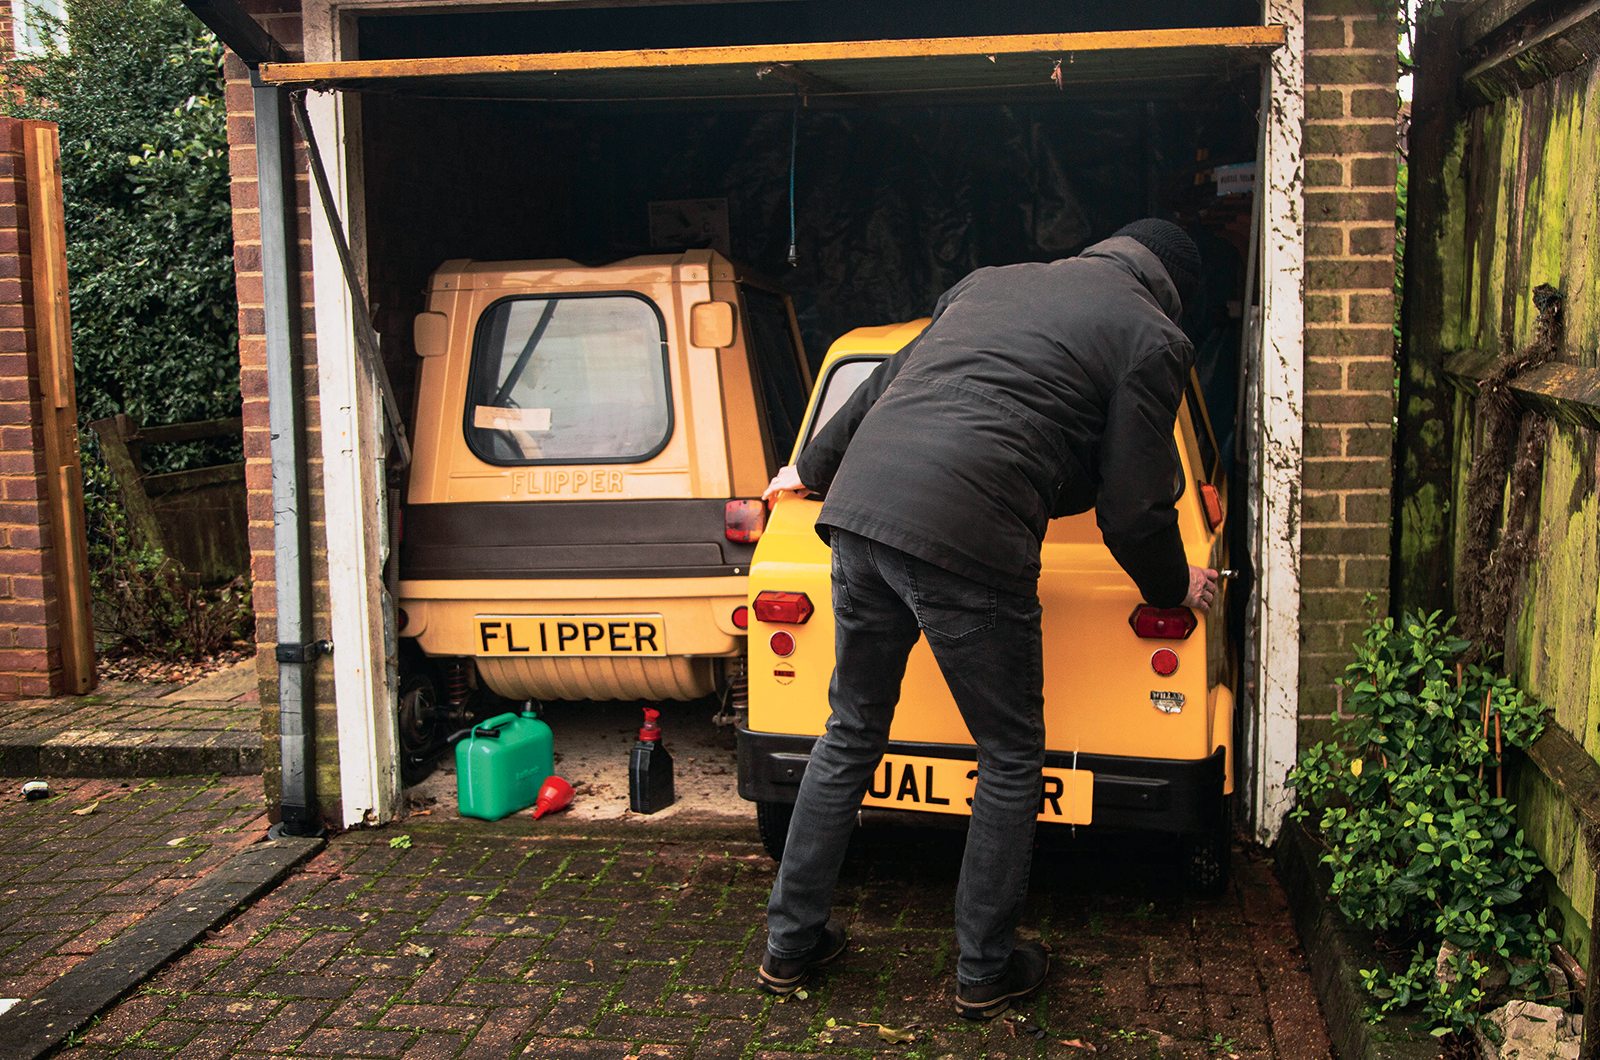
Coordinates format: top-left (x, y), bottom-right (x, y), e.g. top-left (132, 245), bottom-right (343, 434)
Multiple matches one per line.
top-left (803, 359), bottom-right (882, 450)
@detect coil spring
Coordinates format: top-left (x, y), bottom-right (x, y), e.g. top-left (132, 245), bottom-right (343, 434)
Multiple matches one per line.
top-left (445, 658), bottom-right (471, 721)
top-left (714, 656), bottom-right (748, 727)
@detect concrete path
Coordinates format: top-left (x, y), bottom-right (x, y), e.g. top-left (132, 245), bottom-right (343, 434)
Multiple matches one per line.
top-left (0, 662), bottom-right (261, 778)
top-left (35, 815), bottom-right (1330, 1060)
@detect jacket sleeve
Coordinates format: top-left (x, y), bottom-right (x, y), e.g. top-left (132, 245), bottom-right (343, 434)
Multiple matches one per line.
top-left (794, 277), bottom-right (969, 496)
top-left (1095, 341), bottom-right (1194, 607)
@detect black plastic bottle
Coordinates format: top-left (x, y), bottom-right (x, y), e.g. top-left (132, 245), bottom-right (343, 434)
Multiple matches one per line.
top-left (629, 707), bottom-right (676, 814)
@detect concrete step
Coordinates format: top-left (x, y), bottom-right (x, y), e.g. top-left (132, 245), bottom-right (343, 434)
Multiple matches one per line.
top-left (0, 664), bottom-right (262, 778)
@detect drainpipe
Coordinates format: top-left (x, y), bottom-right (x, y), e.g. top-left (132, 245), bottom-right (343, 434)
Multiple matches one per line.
top-left (177, 0), bottom-right (325, 837)
top-left (254, 74), bottom-right (328, 839)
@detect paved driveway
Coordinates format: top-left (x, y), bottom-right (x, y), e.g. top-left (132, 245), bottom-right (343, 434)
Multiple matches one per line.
top-left (52, 816), bottom-right (1329, 1060)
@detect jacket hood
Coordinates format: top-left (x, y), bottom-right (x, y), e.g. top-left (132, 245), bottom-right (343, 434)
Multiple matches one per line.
top-left (1078, 236), bottom-right (1184, 323)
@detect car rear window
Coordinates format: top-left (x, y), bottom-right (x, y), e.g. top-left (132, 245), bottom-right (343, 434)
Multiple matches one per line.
top-left (804, 358), bottom-right (881, 449)
top-left (465, 293), bottom-right (671, 465)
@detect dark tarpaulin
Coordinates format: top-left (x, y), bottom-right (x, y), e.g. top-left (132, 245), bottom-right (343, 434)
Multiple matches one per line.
top-left (566, 103), bottom-right (1156, 367)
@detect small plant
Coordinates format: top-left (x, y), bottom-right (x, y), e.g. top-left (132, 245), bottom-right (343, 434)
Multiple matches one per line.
top-left (1290, 610), bottom-right (1554, 1033)
top-left (1208, 1033), bottom-right (1239, 1053)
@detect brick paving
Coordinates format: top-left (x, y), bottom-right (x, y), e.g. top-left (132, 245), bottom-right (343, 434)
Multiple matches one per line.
top-left (0, 666), bottom-right (261, 777)
top-left (47, 822), bottom-right (1330, 1060)
top-left (0, 775), bottom-right (267, 1003)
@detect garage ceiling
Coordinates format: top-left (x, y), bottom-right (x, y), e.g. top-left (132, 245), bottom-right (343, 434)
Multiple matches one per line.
top-left (258, 26), bottom-right (1286, 104)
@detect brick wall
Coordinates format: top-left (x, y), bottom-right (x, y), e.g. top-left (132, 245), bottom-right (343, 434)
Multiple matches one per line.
top-left (0, 118), bottom-right (66, 698)
top-left (224, 1), bottom-right (337, 821)
top-left (1299, 0), bottom-right (1399, 742)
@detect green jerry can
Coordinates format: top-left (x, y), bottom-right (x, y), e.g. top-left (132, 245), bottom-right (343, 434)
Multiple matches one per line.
top-left (455, 709), bottom-right (554, 821)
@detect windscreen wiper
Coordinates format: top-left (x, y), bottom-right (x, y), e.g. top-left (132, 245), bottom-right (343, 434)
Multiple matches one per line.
top-left (491, 299), bottom-right (560, 408)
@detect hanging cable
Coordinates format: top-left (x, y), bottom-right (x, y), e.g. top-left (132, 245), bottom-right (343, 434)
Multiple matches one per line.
top-left (784, 83), bottom-right (796, 265)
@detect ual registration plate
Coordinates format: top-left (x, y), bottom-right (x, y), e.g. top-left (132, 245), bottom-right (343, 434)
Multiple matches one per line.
top-left (474, 615), bottom-right (665, 657)
top-left (862, 753), bottom-right (1093, 824)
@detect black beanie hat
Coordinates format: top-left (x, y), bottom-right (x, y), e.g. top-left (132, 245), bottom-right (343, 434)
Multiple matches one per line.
top-left (1112, 219), bottom-right (1202, 311)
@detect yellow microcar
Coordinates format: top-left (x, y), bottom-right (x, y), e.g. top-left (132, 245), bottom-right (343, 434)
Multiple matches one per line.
top-left (396, 250), bottom-right (810, 781)
top-left (737, 320), bottom-right (1236, 890)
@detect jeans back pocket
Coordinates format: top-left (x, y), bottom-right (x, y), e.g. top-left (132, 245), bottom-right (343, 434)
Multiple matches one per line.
top-left (905, 556), bottom-right (995, 639)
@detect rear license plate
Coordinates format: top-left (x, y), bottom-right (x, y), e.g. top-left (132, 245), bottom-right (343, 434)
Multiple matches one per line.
top-left (474, 615), bottom-right (665, 657)
top-left (862, 753), bottom-right (1093, 824)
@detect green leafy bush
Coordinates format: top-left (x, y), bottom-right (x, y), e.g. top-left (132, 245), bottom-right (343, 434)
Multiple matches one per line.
top-left (1290, 610), bottom-right (1555, 1033)
top-left (3, 0), bottom-right (238, 473)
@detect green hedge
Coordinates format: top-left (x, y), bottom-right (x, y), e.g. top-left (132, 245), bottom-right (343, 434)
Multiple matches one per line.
top-left (4, 0), bottom-right (238, 473)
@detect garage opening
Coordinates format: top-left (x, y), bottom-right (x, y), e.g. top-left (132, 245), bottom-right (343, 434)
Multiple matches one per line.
top-left (257, 2), bottom-right (1289, 828)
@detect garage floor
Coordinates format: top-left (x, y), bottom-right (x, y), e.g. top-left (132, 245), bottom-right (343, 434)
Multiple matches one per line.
top-left (405, 697), bottom-right (748, 824)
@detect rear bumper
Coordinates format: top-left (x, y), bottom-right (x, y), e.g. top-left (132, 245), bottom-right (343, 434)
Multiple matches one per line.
top-left (736, 727), bottom-right (1226, 835)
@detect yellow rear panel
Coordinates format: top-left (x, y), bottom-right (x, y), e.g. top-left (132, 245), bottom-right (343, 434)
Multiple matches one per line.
top-left (747, 324), bottom-right (1233, 792)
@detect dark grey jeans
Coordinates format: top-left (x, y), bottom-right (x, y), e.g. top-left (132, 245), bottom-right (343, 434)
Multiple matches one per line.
top-left (765, 528), bottom-right (1045, 985)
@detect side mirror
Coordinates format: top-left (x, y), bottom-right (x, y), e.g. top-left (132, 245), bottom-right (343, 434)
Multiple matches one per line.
top-left (690, 301), bottom-right (736, 349)
top-left (413, 311), bottom-right (449, 357)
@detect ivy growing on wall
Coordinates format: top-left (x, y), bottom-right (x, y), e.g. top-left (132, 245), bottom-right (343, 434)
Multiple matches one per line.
top-left (2, 0), bottom-right (238, 472)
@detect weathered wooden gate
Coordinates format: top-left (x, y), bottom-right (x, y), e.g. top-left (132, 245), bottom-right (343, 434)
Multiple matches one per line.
top-left (1398, 0), bottom-right (1600, 965)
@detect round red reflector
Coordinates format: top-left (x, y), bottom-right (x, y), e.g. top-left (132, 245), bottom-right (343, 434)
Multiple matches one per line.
top-left (732, 605), bottom-right (748, 630)
top-left (1151, 648), bottom-right (1179, 677)
top-left (769, 630), bottom-right (796, 658)
top-left (396, 608), bottom-right (409, 632)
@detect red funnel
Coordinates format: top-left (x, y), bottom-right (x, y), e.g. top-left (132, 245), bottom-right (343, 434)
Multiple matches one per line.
top-left (532, 776), bottom-right (574, 819)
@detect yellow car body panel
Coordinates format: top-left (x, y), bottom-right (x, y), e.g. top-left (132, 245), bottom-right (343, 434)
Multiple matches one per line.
top-left (742, 321), bottom-right (1234, 833)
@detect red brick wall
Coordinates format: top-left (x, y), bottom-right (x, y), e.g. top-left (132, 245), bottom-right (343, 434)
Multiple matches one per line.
top-left (1300, 0), bottom-right (1399, 741)
top-left (0, 117), bottom-right (66, 698)
top-left (223, 1), bottom-right (337, 820)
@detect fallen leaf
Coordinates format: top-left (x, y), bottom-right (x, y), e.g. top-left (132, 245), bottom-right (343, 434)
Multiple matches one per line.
top-left (166, 837), bottom-right (188, 847)
top-left (858, 1022), bottom-right (915, 1044)
top-left (1061, 1040), bottom-right (1098, 1052)
top-left (793, 989), bottom-right (808, 1000)
top-left (71, 801), bottom-right (99, 816)
top-left (389, 835), bottom-right (411, 849)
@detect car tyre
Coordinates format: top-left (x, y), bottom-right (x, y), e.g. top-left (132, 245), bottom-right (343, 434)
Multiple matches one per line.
top-left (757, 800), bottom-right (794, 862)
top-left (398, 670), bottom-right (446, 787)
top-left (1180, 794), bottom-right (1233, 896)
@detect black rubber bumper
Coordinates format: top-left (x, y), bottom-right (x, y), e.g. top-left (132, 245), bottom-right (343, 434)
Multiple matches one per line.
top-left (736, 727), bottom-right (1227, 835)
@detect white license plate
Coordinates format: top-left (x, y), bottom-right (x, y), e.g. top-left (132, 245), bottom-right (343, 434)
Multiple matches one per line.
top-left (474, 615), bottom-right (665, 656)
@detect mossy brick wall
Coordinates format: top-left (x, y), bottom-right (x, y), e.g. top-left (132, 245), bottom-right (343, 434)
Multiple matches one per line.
top-left (1299, 0), bottom-right (1399, 746)
top-left (225, 0), bottom-right (339, 823)
top-left (0, 118), bottom-right (68, 698)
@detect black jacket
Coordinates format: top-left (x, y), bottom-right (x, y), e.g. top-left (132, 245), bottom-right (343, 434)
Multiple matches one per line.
top-left (796, 236), bottom-right (1194, 604)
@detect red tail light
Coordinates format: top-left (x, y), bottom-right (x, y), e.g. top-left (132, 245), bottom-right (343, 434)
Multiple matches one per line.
top-left (1200, 483), bottom-right (1224, 532)
top-left (1128, 605), bottom-right (1197, 640)
top-left (725, 499), bottom-right (766, 543)
top-left (754, 591), bottom-right (813, 624)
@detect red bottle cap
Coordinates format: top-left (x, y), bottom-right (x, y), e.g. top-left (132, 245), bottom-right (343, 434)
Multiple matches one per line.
top-left (639, 707), bottom-right (662, 741)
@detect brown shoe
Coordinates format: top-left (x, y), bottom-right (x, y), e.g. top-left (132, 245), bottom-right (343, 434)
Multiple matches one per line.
top-left (757, 920), bottom-right (848, 996)
top-left (955, 942), bottom-right (1050, 1019)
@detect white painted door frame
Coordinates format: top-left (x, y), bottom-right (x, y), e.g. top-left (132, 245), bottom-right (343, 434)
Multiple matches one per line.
top-left (305, 6), bottom-right (401, 829)
top-left (1251, 0), bottom-right (1305, 843)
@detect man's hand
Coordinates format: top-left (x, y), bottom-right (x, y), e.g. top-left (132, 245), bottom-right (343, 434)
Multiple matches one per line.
top-left (1183, 564), bottom-right (1218, 612)
top-left (763, 465), bottom-right (811, 507)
